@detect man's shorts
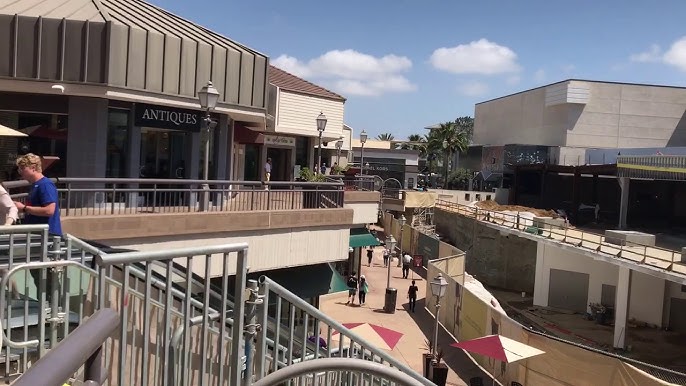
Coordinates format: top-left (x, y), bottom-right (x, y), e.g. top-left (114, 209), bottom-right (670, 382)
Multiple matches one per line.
top-left (348, 288), bottom-right (357, 296)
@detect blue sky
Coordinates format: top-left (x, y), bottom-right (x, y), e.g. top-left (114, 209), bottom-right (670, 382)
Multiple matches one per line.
top-left (150, 0), bottom-right (686, 139)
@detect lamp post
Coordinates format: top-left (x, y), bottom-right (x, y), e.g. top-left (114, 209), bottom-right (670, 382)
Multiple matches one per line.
top-left (336, 139), bottom-right (343, 168)
top-left (430, 273), bottom-right (448, 361)
top-left (359, 130), bottom-right (367, 175)
top-left (397, 215), bottom-right (406, 267)
top-left (316, 112), bottom-right (327, 174)
top-left (383, 234), bottom-right (397, 313)
top-left (197, 81), bottom-right (220, 211)
top-left (442, 139), bottom-right (449, 188)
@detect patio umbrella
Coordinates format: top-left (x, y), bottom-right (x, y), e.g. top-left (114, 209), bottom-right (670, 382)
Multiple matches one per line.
top-left (0, 124), bottom-right (28, 137)
top-left (331, 323), bottom-right (403, 351)
top-left (20, 124), bottom-right (68, 140)
top-left (451, 334), bottom-right (544, 385)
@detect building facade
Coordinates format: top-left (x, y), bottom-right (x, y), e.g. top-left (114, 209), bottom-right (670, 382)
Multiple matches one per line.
top-left (0, 0), bottom-right (268, 181)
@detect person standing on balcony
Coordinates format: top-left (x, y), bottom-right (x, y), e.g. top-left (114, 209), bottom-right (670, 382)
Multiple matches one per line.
top-left (14, 154), bottom-right (62, 304)
top-left (264, 158), bottom-right (272, 185)
top-left (0, 184), bottom-right (18, 225)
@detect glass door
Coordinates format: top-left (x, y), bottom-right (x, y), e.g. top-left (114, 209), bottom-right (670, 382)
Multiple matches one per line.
top-left (140, 128), bottom-right (187, 178)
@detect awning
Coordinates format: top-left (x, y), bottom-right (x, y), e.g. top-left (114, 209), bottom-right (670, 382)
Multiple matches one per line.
top-left (253, 263), bottom-right (344, 299)
top-left (349, 228), bottom-right (381, 248)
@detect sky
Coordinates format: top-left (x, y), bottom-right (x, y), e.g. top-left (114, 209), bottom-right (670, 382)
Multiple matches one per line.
top-left (149, 0), bottom-right (686, 139)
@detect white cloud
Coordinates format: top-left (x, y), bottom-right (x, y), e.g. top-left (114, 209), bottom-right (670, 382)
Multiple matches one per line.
top-left (630, 44), bottom-right (662, 63)
top-left (429, 39), bottom-right (520, 75)
top-left (664, 37), bottom-right (686, 72)
top-left (271, 50), bottom-right (416, 96)
top-left (533, 69), bottom-right (546, 83)
top-left (458, 81), bottom-right (489, 97)
top-left (506, 75), bottom-right (521, 85)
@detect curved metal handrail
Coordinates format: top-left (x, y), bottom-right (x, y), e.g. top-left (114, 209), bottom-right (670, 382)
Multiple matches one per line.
top-left (251, 357), bottom-right (435, 386)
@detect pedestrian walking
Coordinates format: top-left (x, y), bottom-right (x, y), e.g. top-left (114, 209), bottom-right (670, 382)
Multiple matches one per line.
top-left (367, 247), bottom-right (374, 266)
top-left (402, 252), bottom-right (412, 279)
top-left (346, 273), bottom-right (358, 305)
top-left (407, 280), bottom-right (418, 313)
top-left (359, 275), bottom-right (369, 305)
top-left (382, 248), bottom-right (389, 267)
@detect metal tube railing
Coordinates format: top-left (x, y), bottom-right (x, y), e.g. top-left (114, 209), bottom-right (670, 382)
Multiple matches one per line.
top-left (435, 199), bottom-right (684, 274)
top-left (11, 308), bottom-right (119, 386)
top-left (251, 357), bottom-right (434, 386)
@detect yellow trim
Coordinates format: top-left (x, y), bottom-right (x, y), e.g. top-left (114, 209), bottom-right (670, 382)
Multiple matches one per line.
top-left (616, 162), bottom-right (686, 174)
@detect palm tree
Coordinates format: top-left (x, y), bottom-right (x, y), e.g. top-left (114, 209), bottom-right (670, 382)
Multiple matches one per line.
top-left (377, 133), bottom-right (395, 141)
top-left (427, 122), bottom-right (469, 186)
top-left (401, 134), bottom-right (428, 157)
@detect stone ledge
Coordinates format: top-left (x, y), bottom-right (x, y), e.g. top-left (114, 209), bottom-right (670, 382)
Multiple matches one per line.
top-left (605, 230), bottom-right (656, 247)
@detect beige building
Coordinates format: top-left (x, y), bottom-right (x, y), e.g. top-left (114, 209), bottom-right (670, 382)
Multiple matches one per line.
top-left (474, 80), bottom-right (686, 164)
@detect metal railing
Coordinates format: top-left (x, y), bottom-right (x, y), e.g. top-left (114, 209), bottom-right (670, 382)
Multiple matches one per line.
top-left (325, 175), bottom-right (378, 192)
top-left (11, 308), bottom-right (119, 386)
top-left (5, 178), bottom-right (344, 216)
top-left (255, 277), bottom-right (434, 386)
top-left (435, 200), bottom-right (686, 275)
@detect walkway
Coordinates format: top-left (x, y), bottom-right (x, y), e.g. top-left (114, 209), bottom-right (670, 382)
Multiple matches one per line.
top-left (320, 228), bottom-right (490, 386)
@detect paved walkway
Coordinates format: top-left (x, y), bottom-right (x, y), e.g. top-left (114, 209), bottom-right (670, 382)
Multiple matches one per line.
top-left (320, 228), bottom-right (490, 386)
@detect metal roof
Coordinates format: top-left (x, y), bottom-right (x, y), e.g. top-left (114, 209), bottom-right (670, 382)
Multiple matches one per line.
top-left (269, 65), bottom-right (345, 102)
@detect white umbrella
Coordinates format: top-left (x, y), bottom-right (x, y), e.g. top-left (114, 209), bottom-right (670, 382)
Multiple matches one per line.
top-left (0, 124), bottom-right (27, 137)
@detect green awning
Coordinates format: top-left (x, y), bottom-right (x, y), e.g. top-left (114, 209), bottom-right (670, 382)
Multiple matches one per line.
top-left (349, 228), bottom-right (381, 248)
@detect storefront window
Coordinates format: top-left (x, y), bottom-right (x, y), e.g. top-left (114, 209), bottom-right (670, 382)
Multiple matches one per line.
top-left (106, 109), bottom-right (129, 178)
top-left (295, 137), bottom-right (309, 169)
top-left (0, 111), bottom-right (68, 179)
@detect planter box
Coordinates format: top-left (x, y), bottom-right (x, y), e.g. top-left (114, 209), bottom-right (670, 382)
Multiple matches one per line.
top-left (605, 230), bottom-right (656, 247)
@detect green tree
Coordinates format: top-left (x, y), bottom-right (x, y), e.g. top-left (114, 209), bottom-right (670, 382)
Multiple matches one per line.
top-left (427, 122), bottom-right (469, 185)
top-left (453, 116), bottom-right (475, 144)
top-left (400, 134), bottom-right (428, 157)
top-left (376, 133), bottom-right (395, 141)
top-left (448, 168), bottom-right (473, 190)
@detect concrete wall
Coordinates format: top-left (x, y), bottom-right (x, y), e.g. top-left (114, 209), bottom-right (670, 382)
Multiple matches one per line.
top-left (474, 80), bottom-right (686, 149)
top-left (433, 189), bottom-right (495, 206)
top-left (434, 208), bottom-right (536, 293)
top-left (105, 226), bottom-right (348, 277)
top-left (534, 242), bottom-right (665, 326)
top-left (473, 84), bottom-right (570, 146)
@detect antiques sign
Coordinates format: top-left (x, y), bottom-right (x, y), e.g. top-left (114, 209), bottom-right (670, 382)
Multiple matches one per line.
top-left (134, 103), bottom-right (202, 132)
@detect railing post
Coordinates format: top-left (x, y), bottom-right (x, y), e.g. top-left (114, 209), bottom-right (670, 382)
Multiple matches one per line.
top-left (267, 186), bottom-right (271, 211)
top-left (49, 235), bottom-right (62, 349)
top-left (84, 345), bottom-right (104, 383)
top-left (66, 182), bottom-right (71, 217)
top-left (230, 249), bottom-right (249, 386)
top-left (152, 184), bottom-right (158, 213)
top-left (111, 183), bottom-right (117, 215)
top-left (244, 279), bottom-right (259, 386)
top-left (255, 280), bottom-right (270, 380)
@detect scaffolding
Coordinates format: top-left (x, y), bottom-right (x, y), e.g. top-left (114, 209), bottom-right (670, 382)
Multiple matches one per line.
top-left (412, 206), bottom-right (436, 236)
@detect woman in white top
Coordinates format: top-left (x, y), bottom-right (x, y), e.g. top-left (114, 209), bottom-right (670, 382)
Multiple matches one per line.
top-left (0, 184), bottom-right (18, 225)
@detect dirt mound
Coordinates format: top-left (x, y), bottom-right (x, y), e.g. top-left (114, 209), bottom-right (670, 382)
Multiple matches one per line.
top-left (475, 200), bottom-right (559, 218)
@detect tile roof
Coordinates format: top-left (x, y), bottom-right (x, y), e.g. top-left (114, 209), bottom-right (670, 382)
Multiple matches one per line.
top-left (269, 65), bottom-right (345, 102)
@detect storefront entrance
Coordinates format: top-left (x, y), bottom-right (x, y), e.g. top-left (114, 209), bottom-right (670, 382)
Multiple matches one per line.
top-left (139, 128), bottom-right (187, 179)
top-left (267, 147), bottom-right (292, 181)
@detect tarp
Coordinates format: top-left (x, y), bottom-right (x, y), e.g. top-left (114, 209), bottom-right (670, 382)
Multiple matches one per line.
top-left (349, 228), bottom-right (380, 248)
top-left (404, 191), bottom-right (437, 208)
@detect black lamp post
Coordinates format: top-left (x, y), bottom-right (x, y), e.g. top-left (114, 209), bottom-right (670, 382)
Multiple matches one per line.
top-left (316, 112), bottom-right (327, 174)
top-left (197, 81), bottom-right (220, 210)
top-left (359, 130), bottom-right (367, 174)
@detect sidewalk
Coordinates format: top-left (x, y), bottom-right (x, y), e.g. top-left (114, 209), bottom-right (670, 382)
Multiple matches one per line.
top-left (320, 229), bottom-right (490, 386)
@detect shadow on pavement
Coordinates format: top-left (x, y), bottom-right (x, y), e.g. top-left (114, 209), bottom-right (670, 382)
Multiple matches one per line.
top-left (403, 298), bottom-right (492, 383)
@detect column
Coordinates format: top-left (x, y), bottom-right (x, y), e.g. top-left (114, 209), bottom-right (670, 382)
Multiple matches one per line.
top-left (66, 97), bottom-right (108, 177)
top-left (126, 122), bottom-right (141, 208)
top-left (226, 119), bottom-right (235, 180)
top-left (186, 131), bottom-right (201, 205)
top-left (613, 266), bottom-right (632, 349)
top-left (618, 177), bottom-right (629, 230)
top-left (214, 115), bottom-right (229, 180)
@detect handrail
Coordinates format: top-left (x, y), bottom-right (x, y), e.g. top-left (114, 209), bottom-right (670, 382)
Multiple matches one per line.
top-left (11, 308), bottom-right (119, 386)
top-left (95, 243), bottom-right (249, 266)
top-left (259, 276), bottom-right (431, 386)
top-left (435, 199), bottom-right (685, 274)
top-left (251, 357), bottom-right (435, 386)
top-left (3, 177), bottom-right (343, 188)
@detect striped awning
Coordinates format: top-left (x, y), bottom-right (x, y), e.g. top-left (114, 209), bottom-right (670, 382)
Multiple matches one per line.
top-left (617, 155), bottom-right (686, 181)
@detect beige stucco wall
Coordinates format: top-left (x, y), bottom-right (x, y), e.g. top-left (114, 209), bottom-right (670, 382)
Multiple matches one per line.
top-left (474, 81), bottom-right (686, 149)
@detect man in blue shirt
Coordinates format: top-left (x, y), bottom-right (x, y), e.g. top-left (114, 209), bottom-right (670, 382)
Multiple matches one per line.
top-left (14, 153), bottom-right (62, 305)
top-left (13, 153), bottom-right (62, 236)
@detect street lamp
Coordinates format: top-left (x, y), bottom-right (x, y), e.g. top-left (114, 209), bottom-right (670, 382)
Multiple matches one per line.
top-left (397, 215), bottom-right (406, 267)
top-left (359, 130), bottom-right (367, 175)
top-left (384, 234), bottom-right (397, 313)
top-left (197, 80), bottom-right (220, 211)
top-left (316, 112), bottom-right (327, 174)
top-left (336, 139), bottom-right (343, 169)
top-left (430, 273), bottom-right (448, 361)
top-left (442, 139), bottom-right (450, 187)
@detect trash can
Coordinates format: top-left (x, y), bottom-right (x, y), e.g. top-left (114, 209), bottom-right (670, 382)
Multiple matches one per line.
top-left (384, 288), bottom-right (398, 313)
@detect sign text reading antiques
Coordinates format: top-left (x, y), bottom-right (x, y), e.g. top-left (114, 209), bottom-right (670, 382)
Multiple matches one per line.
top-left (134, 103), bottom-right (202, 132)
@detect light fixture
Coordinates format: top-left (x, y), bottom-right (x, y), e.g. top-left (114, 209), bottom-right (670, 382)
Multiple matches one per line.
top-left (336, 139), bottom-right (343, 150)
top-left (360, 130), bottom-right (368, 144)
top-left (198, 81), bottom-right (220, 111)
top-left (430, 273), bottom-right (448, 298)
top-left (316, 112), bottom-right (327, 133)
